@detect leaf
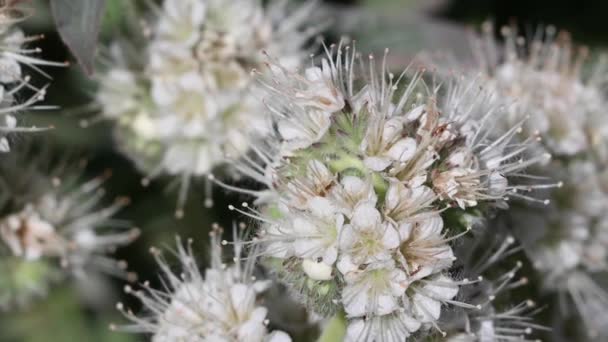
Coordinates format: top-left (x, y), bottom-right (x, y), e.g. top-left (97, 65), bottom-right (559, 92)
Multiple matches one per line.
top-left (50, 0), bottom-right (107, 75)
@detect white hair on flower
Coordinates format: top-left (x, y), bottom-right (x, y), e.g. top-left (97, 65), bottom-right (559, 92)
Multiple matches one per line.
top-left (112, 225), bottom-right (291, 342)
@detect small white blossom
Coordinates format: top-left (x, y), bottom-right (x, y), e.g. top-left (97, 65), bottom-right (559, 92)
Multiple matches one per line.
top-left (94, 0), bottom-right (320, 213)
top-left (0, 146), bottom-right (139, 308)
top-left (292, 197), bottom-right (343, 268)
top-left (220, 43), bottom-right (547, 340)
top-left (114, 229), bottom-right (291, 342)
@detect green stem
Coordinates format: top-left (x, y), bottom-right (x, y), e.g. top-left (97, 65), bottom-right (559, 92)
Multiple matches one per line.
top-left (317, 311), bottom-right (347, 342)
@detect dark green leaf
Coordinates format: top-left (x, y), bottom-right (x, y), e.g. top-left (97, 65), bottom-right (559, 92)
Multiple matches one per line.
top-left (50, 0), bottom-right (107, 75)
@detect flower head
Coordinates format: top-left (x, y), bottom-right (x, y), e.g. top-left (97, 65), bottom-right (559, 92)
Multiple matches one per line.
top-left (94, 0), bottom-right (321, 214)
top-left (113, 226), bottom-right (291, 342)
top-left (467, 22), bottom-right (608, 338)
top-left (471, 23), bottom-right (606, 157)
top-left (219, 43), bottom-right (548, 340)
top-left (0, 143), bottom-right (139, 308)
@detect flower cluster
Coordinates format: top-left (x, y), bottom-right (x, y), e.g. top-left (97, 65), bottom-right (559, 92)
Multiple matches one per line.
top-left (113, 226), bottom-right (291, 342)
top-left (0, 144), bottom-right (139, 308)
top-left (469, 22), bottom-right (608, 337)
top-left (94, 0), bottom-right (319, 213)
top-left (0, 2), bottom-right (65, 152)
top-left (218, 43), bottom-right (548, 340)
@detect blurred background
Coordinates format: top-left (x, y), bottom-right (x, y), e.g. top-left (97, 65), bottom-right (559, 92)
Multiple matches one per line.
top-left (2, 0), bottom-right (608, 341)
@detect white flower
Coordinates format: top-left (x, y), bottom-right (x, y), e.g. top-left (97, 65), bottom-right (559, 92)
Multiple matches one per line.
top-left (470, 24), bottom-right (604, 157)
top-left (292, 197), bottom-right (344, 267)
top-left (341, 261), bottom-right (407, 317)
top-left (398, 215), bottom-right (455, 281)
top-left (362, 117), bottom-right (417, 171)
top-left (0, 206), bottom-right (63, 260)
top-left (466, 24), bottom-right (608, 336)
top-left (277, 107), bottom-right (332, 152)
top-left (410, 274), bottom-right (459, 323)
top-left (331, 176), bottom-right (378, 217)
top-left (345, 311), bottom-right (421, 342)
top-left (95, 0), bottom-right (319, 213)
top-left (0, 147), bottom-right (138, 308)
top-left (96, 68), bottom-right (140, 119)
top-left (384, 180), bottom-right (435, 224)
top-left (286, 160), bottom-right (335, 209)
top-left (295, 60), bottom-right (345, 113)
top-left (338, 203), bottom-right (400, 269)
top-left (432, 168), bottom-right (481, 209)
top-left (116, 231), bottom-right (291, 342)
top-left (228, 43), bottom-right (546, 339)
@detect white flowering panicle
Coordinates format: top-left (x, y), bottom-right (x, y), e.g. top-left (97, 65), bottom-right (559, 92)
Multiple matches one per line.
top-left (0, 2), bottom-right (66, 152)
top-left (93, 0), bottom-right (320, 215)
top-left (469, 22), bottom-right (608, 338)
top-left (0, 145), bottom-right (139, 308)
top-left (217, 43), bottom-right (549, 341)
top-left (113, 226), bottom-right (291, 342)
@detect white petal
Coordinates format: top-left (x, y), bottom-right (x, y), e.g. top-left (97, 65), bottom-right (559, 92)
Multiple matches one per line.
top-left (364, 156), bottom-right (392, 171)
top-left (423, 275), bottom-right (459, 300)
top-left (307, 196), bottom-right (335, 219)
top-left (338, 224), bottom-right (357, 250)
top-left (385, 181), bottom-right (407, 212)
top-left (412, 293), bottom-right (442, 322)
top-left (398, 222), bottom-right (413, 241)
top-left (302, 259), bottom-right (333, 281)
top-left (404, 104), bottom-right (425, 122)
top-left (293, 217), bottom-right (314, 235)
top-left (336, 254), bottom-right (358, 275)
top-left (351, 203), bottom-right (381, 230)
top-left (341, 176), bottom-right (367, 196)
top-left (278, 120), bottom-right (308, 141)
top-left (343, 285), bottom-right (369, 317)
top-left (386, 137), bottom-right (417, 162)
top-left (417, 215), bottom-right (444, 239)
top-left (376, 293), bottom-right (399, 315)
top-left (398, 312), bottom-right (422, 332)
top-left (345, 319), bottom-right (366, 342)
top-left (381, 223), bottom-right (400, 250)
